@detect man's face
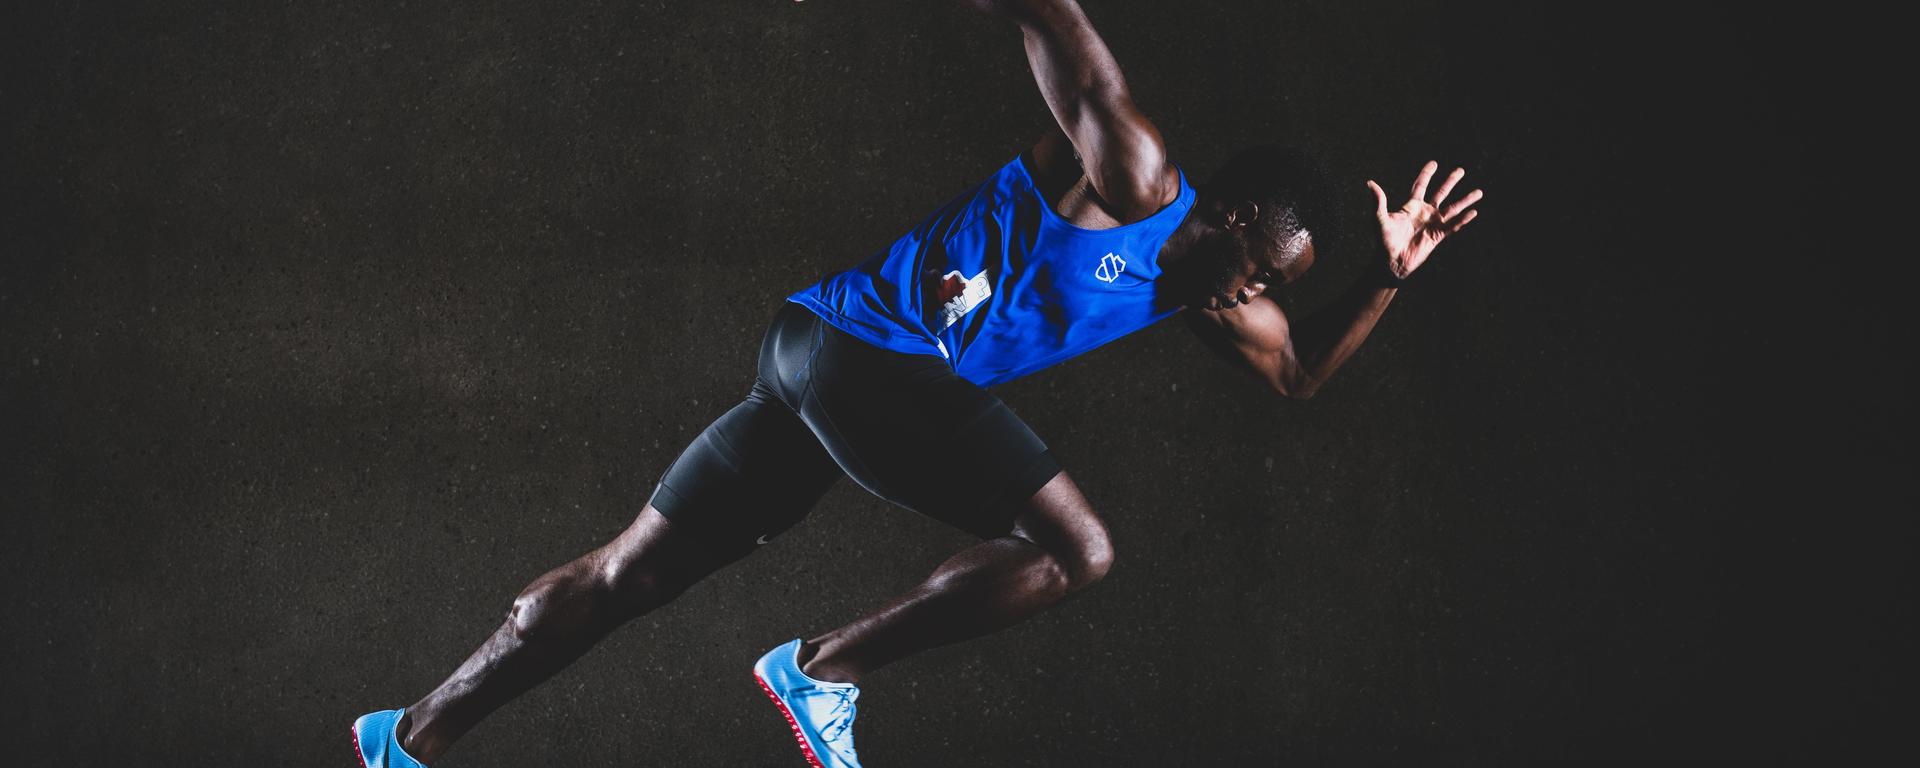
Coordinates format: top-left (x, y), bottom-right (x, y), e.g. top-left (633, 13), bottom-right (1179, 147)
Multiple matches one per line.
top-left (1194, 227), bottom-right (1315, 311)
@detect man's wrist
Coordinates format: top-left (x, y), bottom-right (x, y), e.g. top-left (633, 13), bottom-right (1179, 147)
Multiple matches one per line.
top-left (1365, 259), bottom-right (1409, 290)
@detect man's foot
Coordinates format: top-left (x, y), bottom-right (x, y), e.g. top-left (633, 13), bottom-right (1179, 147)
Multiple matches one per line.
top-left (753, 638), bottom-right (864, 767)
top-left (351, 708), bottom-right (430, 768)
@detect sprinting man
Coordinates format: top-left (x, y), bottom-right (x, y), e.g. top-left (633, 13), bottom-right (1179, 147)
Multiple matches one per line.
top-left (352, 0), bottom-right (1483, 765)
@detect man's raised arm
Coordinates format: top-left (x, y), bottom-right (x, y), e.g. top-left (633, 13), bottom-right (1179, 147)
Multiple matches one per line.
top-left (1185, 162), bottom-right (1485, 399)
top-left (962, 0), bottom-right (1178, 219)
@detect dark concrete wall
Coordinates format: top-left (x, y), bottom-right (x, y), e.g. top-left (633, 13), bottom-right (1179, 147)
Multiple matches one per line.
top-left (2, 0), bottom-right (1904, 765)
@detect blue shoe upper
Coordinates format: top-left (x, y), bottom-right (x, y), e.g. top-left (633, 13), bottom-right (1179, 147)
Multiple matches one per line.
top-left (352, 708), bottom-right (430, 768)
top-left (754, 638), bottom-right (864, 768)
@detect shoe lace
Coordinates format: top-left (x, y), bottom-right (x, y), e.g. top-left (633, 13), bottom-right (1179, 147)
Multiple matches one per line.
top-left (818, 686), bottom-right (859, 751)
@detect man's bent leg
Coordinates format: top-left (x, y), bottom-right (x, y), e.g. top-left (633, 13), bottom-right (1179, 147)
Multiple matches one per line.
top-left (397, 503), bottom-right (755, 764)
top-left (795, 470), bottom-right (1113, 685)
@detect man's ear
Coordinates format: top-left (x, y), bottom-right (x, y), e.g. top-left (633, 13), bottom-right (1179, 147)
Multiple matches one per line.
top-left (1222, 200), bottom-right (1260, 230)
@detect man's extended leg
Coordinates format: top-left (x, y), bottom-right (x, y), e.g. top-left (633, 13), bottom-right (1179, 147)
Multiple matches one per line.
top-left (393, 503), bottom-right (756, 764)
top-left (792, 469), bottom-right (1112, 685)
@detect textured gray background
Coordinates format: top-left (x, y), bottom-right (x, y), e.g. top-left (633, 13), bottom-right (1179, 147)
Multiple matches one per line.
top-left (2, 0), bottom-right (1906, 765)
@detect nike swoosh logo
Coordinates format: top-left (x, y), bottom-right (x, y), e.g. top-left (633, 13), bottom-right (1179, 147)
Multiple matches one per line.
top-left (756, 534), bottom-right (772, 545)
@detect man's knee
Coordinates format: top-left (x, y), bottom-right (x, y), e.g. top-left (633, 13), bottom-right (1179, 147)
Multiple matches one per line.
top-left (1059, 532), bottom-right (1113, 591)
top-left (1076, 535), bottom-right (1114, 589)
top-left (1007, 473), bottom-right (1116, 592)
top-left (508, 574), bottom-right (591, 642)
top-left (1014, 527), bottom-right (1113, 592)
top-left (508, 556), bottom-right (680, 641)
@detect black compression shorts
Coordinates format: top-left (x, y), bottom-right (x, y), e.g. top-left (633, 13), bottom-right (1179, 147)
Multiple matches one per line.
top-left (645, 300), bottom-right (1063, 558)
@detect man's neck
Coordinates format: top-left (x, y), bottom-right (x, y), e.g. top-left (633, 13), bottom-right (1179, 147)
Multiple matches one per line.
top-left (1155, 207), bottom-right (1215, 272)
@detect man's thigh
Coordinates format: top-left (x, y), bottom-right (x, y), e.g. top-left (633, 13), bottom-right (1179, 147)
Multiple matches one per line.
top-left (645, 380), bottom-right (846, 560)
top-left (798, 324), bottom-right (1063, 540)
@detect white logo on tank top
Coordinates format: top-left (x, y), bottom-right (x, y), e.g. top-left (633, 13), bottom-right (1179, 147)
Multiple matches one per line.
top-left (1094, 252), bottom-right (1126, 283)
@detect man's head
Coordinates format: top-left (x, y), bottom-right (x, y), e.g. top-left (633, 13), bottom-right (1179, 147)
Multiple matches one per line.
top-left (1179, 144), bottom-right (1337, 311)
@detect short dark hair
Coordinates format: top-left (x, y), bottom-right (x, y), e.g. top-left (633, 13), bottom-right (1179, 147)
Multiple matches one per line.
top-left (1204, 144), bottom-right (1340, 264)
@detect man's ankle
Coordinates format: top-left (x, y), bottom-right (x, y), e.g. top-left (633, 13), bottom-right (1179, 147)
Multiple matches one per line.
top-left (798, 639), bottom-right (861, 685)
top-left (397, 709), bottom-right (438, 764)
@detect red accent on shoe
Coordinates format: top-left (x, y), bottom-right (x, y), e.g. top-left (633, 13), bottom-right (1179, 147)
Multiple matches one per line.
top-left (754, 671), bottom-right (829, 768)
top-left (351, 723), bottom-right (370, 768)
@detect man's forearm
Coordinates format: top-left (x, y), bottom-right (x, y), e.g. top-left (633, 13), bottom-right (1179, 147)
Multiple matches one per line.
top-left (963, 0), bottom-right (1071, 26)
top-left (1280, 157), bottom-right (1482, 397)
top-left (1285, 266), bottom-right (1399, 398)
top-left (966, 0), bottom-right (1130, 130)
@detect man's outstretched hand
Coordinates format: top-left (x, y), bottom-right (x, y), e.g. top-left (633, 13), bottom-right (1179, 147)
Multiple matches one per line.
top-left (1366, 161), bottom-right (1484, 280)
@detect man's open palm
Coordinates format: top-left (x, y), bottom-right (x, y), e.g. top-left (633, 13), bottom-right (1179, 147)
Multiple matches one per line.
top-left (1366, 161), bottom-right (1484, 279)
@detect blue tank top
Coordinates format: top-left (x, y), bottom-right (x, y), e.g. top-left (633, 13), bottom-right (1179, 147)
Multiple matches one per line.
top-left (786, 153), bottom-right (1196, 387)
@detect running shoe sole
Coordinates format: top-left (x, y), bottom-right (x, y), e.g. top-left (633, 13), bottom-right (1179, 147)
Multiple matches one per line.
top-left (754, 669), bottom-right (829, 768)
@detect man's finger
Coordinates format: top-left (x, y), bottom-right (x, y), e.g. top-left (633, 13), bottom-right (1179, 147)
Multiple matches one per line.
top-left (1430, 167), bottom-right (1464, 206)
top-left (1441, 189), bottom-right (1483, 221)
top-left (1410, 160), bottom-right (1438, 202)
top-left (1445, 209), bottom-right (1479, 233)
top-left (1366, 180), bottom-right (1389, 218)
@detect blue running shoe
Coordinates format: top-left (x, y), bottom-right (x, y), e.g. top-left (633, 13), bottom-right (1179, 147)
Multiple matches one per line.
top-left (753, 638), bottom-right (863, 768)
top-left (351, 708), bottom-right (430, 767)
